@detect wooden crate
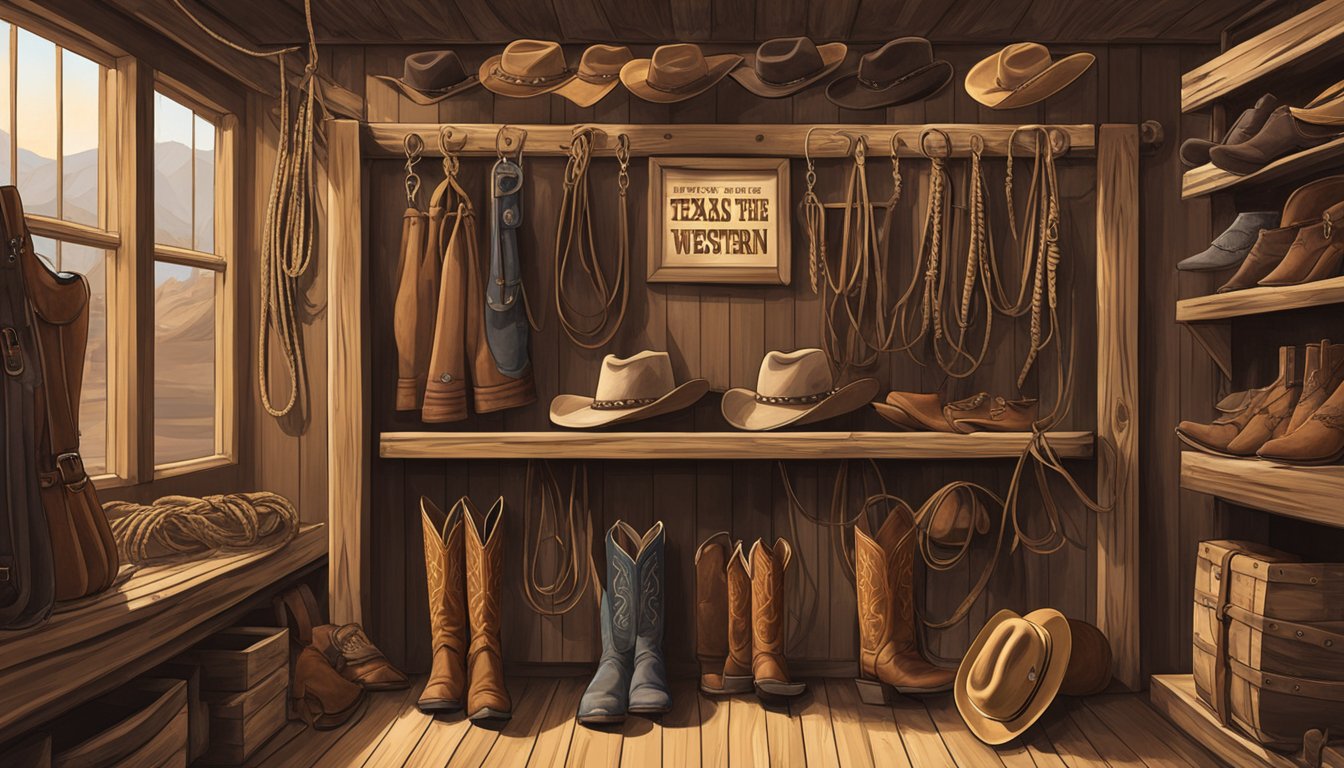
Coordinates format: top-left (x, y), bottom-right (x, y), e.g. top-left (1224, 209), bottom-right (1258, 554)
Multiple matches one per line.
top-left (198, 665), bottom-right (289, 766)
top-left (149, 661), bottom-right (209, 763)
top-left (49, 677), bottom-right (188, 768)
top-left (182, 627), bottom-right (288, 692)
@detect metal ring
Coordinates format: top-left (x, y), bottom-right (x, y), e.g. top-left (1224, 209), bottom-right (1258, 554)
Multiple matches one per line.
top-left (403, 132), bottom-right (424, 160)
top-left (890, 133), bottom-right (905, 158)
top-left (918, 127), bottom-right (952, 159)
top-left (969, 133), bottom-right (985, 155)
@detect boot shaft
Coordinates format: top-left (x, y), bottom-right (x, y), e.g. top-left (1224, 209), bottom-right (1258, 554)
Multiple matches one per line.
top-left (725, 542), bottom-right (753, 674)
top-left (420, 497), bottom-right (468, 648)
top-left (464, 497), bottom-right (505, 644)
top-left (749, 538), bottom-right (792, 656)
top-left (694, 533), bottom-right (730, 663)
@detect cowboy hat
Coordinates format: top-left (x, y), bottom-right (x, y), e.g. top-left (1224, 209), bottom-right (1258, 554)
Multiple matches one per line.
top-left (721, 349), bottom-right (878, 431)
top-left (480, 40), bottom-right (575, 98)
top-left (374, 51), bottom-right (479, 105)
top-left (555, 45), bottom-right (633, 108)
top-left (956, 608), bottom-right (1073, 745)
top-left (730, 37), bottom-right (847, 98)
top-left (1290, 78), bottom-right (1344, 126)
top-left (550, 350), bottom-right (709, 429)
top-left (621, 44), bottom-right (742, 104)
top-left (965, 43), bottom-right (1094, 110)
top-left (826, 37), bottom-right (952, 110)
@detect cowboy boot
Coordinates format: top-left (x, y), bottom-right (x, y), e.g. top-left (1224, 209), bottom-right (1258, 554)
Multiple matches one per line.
top-left (749, 538), bottom-right (806, 700)
top-left (695, 532), bottom-right (735, 695)
top-left (464, 497), bottom-right (510, 721)
top-left (854, 508), bottom-right (954, 704)
top-left (1287, 340), bottom-right (1344, 434)
top-left (1177, 346), bottom-right (1296, 455)
top-left (722, 541), bottom-right (755, 694)
top-left (1225, 346), bottom-right (1301, 456)
top-left (417, 497), bottom-right (467, 711)
top-left (578, 522), bottom-right (640, 725)
top-left (628, 522), bottom-right (671, 715)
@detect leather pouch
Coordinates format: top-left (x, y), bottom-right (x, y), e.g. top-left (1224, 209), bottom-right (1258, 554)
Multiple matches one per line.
top-left (486, 157), bottom-right (531, 379)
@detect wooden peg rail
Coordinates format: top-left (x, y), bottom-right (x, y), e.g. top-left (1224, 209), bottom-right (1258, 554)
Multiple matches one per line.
top-left (362, 122), bottom-right (1103, 159)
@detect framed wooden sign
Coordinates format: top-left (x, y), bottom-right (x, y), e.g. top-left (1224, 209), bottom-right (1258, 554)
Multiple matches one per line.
top-left (646, 157), bottom-right (791, 285)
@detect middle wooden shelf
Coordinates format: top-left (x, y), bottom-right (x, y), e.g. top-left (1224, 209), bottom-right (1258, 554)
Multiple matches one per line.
top-left (379, 430), bottom-right (1095, 460)
top-left (1180, 450), bottom-right (1344, 528)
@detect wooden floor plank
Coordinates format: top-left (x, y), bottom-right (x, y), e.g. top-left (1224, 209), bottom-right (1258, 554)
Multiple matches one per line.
top-left (243, 721), bottom-right (309, 767)
top-left (839, 681), bottom-right (912, 768)
top-left (563, 683), bottom-right (624, 768)
top-left (619, 711), bottom-right (663, 767)
top-left (764, 699), bottom-right (806, 768)
top-left (1020, 727), bottom-right (1071, 768)
top-left (1068, 703), bottom-right (1145, 767)
top-left (363, 680), bottom-right (435, 768)
top-left (889, 696), bottom-right (956, 767)
top-left (824, 678), bottom-right (876, 767)
top-left (796, 680), bottom-right (841, 768)
top-left (728, 694), bottom-right (768, 767)
top-left (1040, 709), bottom-right (1109, 768)
top-left (404, 713), bottom-right (474, 768)
top-left (478, 679), bottom-right (561, 768)
top-left (661, 679), bottom-right (702, 768)
top-left (524, 678), bottom-right (586, 768)
top-left (313, 686), bottom-right (423, 768)
top-left (445, 680), bottom-right (529, 767)
top-left (925, 696), bottom-right (1007, 768)
top-left (698, 688), bottom-right (729, 768)
top-left (1083, 694), bottom-right (1222, 768)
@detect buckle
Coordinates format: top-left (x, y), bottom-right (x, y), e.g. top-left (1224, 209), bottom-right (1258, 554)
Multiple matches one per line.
top-left (1, 326), bottom-right (23, 376)
top-left (56, 452), bottom-right (88, 491)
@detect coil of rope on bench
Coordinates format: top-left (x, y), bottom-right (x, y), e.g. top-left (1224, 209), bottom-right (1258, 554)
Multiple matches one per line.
top-left (105, 492), bottom-right (300, 565)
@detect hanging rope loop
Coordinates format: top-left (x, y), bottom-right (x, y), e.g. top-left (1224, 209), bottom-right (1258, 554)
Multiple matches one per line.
top-left (403, 133), bottom-right (424, 207)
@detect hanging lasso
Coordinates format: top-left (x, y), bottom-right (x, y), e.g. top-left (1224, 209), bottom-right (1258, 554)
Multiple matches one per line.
top-left (105, 492), bottom-right (299, 564)
top-left (521, 461), bottom-right (599, 616)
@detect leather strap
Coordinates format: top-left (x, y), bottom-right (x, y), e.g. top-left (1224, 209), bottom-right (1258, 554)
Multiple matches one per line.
top-left (1228, 656), bottom-right (1344, 703)
top-left (1211, 546), bottom-right (1238, 727)
top-left (521, 461), bottom-right (599, 614)
top-left (487, 154), bottom-right (536, 378)
top-left (1226, 603), bottom-right (1344, 652)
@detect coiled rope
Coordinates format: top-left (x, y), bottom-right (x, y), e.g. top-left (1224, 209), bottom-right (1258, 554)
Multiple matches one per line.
top-left (105, 492), bottom-right (299, 564)
top-left (521, 461), bottom-right (599, 616)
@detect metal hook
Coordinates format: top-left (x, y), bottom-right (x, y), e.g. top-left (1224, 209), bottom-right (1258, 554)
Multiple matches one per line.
top-left (890, 133), bottom-right (905, 158)
top-left (562, 125), bottom-right (606, 152)
top-left (919, 127), bottom-right (953, 160)
top-left (438, 125), bottom-right (467, 154)
top-left (404, 133), bottom-right (424, 207)
top-left (496, 124), bottom-right (528, 160)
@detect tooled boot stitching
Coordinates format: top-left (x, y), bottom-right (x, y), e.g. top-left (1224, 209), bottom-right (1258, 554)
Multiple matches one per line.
top-left (725, 547), bottom-right (753, 679)
top-left (856, 533), bottom-right (892, 680)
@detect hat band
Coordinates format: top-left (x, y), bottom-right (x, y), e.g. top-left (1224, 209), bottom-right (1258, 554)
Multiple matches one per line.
top-left (591, 395), bottom-right (660, 411)
top-left (969, 623), bottom-right (1053, 724)
top-left (578, 71), bottom-right (620, 84)
top-left (760, 68), bottom-right (819, 87)
top-left (858, 63), bottom-right (934, 92)
top-left (755, 388), bottom-right (835, 406)
top-left (647, 70), bottom-right (711, 94)
top-left (492, 64), bottom-right (572, 86)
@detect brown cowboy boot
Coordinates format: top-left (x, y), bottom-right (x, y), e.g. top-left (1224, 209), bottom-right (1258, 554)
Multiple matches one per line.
top-left (418, 497), bottom-right (468, 711)
top-left (749, 539), bottom-right (805, 700)
top-left (1225, 346), bottom-right (1301, 456)
top-left (1287, 340), bottom-right (1344, 434)
top-left (722, 541), bottom-right (755, 695)
top-left (695, 532), bottom-right (733, 695)
top-left (464, 497), bottom-right (511, 721)
top-left (854, 507), bottom-right (954, 704)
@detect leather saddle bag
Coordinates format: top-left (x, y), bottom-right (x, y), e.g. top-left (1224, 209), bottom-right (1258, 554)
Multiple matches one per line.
top-left (2, 186), bottom-right (118, 602)
top-left (0, 189), bottom-right (54, 628)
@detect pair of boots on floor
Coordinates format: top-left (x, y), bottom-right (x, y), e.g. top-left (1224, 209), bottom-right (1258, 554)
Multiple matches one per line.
top-left (695, 534), bottom-right (806, 701)
top-left (418, 496), bottom-right (511, 721)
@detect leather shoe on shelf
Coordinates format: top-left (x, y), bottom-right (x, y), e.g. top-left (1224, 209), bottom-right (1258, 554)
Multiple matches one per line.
top-left (873, 392), bottom-right (956, 432)
top-left (1180, 93), bottom-right (1279, 168)
top-left (1216, 226), bottom-right (1297, 292)
top-left (1177, 346), bottom-right (1298, 456)
top-left (1258, 200), bottom-right (1344, 286)
top-left (1178, 211), bottom-right (1279, 271)
top-left (943, 393), bottom-right (1038, 433)
top-left (1216, 175), bottom-right (1344, 292)
top-left (1258, 374), bottom-right (1344, 465)
top-left (1286, 340), bottom-right (1344, 434)
top-left (1209, 106), bottom-right (1338, 175)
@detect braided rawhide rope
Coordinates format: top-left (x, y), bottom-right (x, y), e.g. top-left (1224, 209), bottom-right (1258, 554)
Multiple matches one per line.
top-left (105, 492), bottom-right (299, 564)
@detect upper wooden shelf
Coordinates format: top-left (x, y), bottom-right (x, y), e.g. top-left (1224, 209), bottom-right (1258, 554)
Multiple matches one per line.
top-left (1181, 0), bottom-right (1344, 113)
top-left (1180, 451), bottom-right (1344, 528)
top-left (0, 524), bottom-right (327, 744)
top-left (1182, 135), bottom-right (1344, 199)
top-left (1176, 275), bottom-right (1344, 322)
top-left (362, 122), bottom-right (1097, 159)
top-left (379, 431), bottom-right (1095, 460)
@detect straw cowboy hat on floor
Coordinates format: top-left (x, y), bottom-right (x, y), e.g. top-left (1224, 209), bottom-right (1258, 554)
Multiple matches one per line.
top-left (956, 609), bottom-right (1114, 745)
top-left (550, 351), bottom-right (709, 428)
top-left (374, 51), bottom-right (479, 105)
top-left (721, 349), bottom-right (878, 431)
top-left (730, 37), bottom-right (847, 98)
top-left (480, 39), bottom-right (575, 98)
top-left (555, 45), bottom-right (633, 108)
top-left (965, 43), bottom-right (1094, 110)
top-left (621, 44), bottom-right (742, 103)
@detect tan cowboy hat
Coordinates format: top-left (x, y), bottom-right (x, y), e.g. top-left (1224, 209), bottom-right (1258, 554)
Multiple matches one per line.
top-left (1291, 78), bottom-right (1344, 126)
top-left (621, 44), bottom-right (742, 104)
top-left (729, 37), bottom-right (847, 98)
top-left (965, 43), bottom-right (1094, 110)
top-left (480, 40), bottom-right (575, 98)
top-left (721, 349), bottom-right (879, 431)
top-left (555, 45), bottom-right (633, 108)
top-left (374, 51), bottom-right (479, 106)
top-left (955, 608), bottom-right (1073, 745)
top-left (550, 350), bottom-right (709, 429)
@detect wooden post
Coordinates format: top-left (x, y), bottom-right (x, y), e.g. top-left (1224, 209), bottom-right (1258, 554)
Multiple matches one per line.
top-left (326, 120), bottom-right (368, 626)
top-left (1096, 125), bottom-right (1141, 690)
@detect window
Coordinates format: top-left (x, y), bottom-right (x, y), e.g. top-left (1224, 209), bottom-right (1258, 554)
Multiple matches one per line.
top-left (153, 89), bottom-right (228, 469)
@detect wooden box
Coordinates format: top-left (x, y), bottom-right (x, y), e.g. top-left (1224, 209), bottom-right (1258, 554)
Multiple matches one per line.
top-left (182, 626), bottom-right (289, 692)
top-left (49, 677), bottom-right (188, 768)
top-left (1192, 539), bottom-right (1344, 749)
top-left (149, 661), bottom-right (209, 763)
top-left (198, 665), bottom-right (288, 766)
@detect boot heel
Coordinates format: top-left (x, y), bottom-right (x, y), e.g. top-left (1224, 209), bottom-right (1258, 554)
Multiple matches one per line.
top-left (855, 678), bottom-right (894, 705)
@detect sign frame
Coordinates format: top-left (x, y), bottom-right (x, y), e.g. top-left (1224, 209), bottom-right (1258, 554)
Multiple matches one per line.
top-left (646, 156), bottom-right (791, 285)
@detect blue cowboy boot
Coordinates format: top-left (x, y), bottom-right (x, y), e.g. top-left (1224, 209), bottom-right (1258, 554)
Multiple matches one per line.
top-left (628, 522), bottom-right (670, 715)
top-left (577, 523), bottom-right (639, 725)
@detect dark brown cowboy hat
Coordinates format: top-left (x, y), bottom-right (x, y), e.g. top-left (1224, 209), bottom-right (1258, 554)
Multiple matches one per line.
top-left (555, 45), bottom-right (633, 108)
top-left (621, 44), bottom-right (742, 104)
top-left (730, 37), bottom-right (847, 98)
top-left (965, 43), bottom-right (1094, 110)
top-left (374, 51), bottom-right (479, 106)
top-left (826, 37), bottom-right (952, 110)
top-left (480, 39), bottom-right (575, 98)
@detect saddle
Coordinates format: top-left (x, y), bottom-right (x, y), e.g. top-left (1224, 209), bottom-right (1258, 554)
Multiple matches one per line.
top-left (4, 186), bottom-right (118, 604)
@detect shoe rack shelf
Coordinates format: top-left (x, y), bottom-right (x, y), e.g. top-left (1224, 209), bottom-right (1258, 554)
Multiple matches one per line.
top-left (379, 430), bottom-right (1096, 460)
top-left (1182, 134), bottom-right (1344, 200)
top-left (0, 524), bottom-right (326, 746)
top-left (1180, 451), bottom-right (1344, 528)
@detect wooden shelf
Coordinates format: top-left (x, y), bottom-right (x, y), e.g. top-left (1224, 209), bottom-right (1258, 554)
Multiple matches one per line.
top-left (1177, 275), bottom-right (1344, 322)
top-left (1180, 451), bottom-right (1344, 527)
top-left (1150, 674), bottom-right (1297, 768)
top-left (379, 431), bottom-right (1095, 460)
top-left (1182, 135), bottom-right (1344, 199)
top-left (0, 524), bottom-right (327, 744)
